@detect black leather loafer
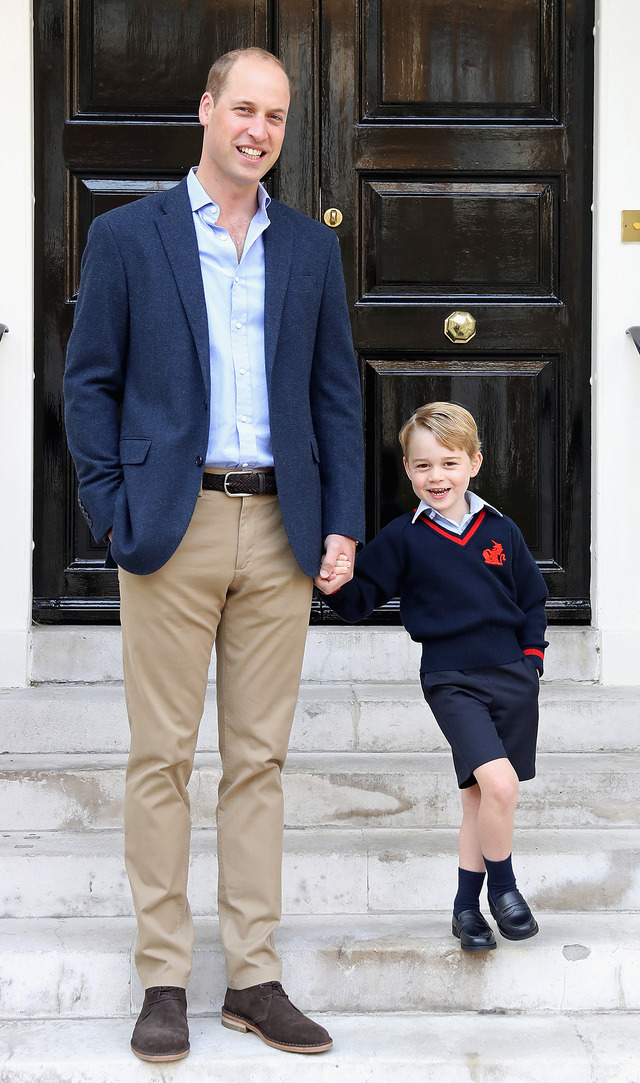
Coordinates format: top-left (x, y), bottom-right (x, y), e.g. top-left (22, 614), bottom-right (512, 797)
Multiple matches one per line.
top-left (452, 909), bottom-right (497, 952)
top-left (222, 981), bottom-right (332, 1054)
top-left (489, 889), bottom-right (539, 940)
top-left (131, 986), bottom-right (189, 1062)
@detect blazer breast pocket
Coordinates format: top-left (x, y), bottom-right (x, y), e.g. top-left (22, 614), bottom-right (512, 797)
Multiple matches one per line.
top-left (119, 437), bottom-right (152, 465)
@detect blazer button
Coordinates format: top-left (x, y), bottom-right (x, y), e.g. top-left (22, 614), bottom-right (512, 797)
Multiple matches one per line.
top-left (195, 456), bottom-right (204, 467)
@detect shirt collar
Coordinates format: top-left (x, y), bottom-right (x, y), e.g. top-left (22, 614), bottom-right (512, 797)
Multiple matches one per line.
top-left (187, 166), bottom-right (271, 222)
top-left (411, 491), bottom-right (502, 525)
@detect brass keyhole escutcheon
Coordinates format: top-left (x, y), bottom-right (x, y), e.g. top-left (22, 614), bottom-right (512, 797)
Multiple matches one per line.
top-left (323, 208), bottom-right (343, 228)
top-left (444, 311), bottom-right (477, 343)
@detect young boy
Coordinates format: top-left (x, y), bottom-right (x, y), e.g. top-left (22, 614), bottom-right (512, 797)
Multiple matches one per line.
top-left (320, 402), bottom-right (548, 951)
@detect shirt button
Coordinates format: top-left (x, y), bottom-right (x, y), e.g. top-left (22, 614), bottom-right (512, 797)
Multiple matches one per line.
top-left (235, 276), bottom-right (240, 283)
top-left (239, 368), bottom-right (245, 375)
top-left (242, 463), bottom-right (249, 468)
top-left (195, 456), bottom-right (203, 467)
top-left (241, 416), bottom-right (247, 423)
top-left (235, 322), bottom-right (242, 329)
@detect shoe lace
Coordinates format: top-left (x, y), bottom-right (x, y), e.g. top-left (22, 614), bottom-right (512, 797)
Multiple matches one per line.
top-left (155, 986), bottom-right (183, 1000)
top-left (259, 981), bottom-right (287, 1000)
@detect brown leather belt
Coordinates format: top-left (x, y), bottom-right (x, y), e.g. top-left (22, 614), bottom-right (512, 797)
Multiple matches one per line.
top-left (202, 469), bottom-right (277, 496)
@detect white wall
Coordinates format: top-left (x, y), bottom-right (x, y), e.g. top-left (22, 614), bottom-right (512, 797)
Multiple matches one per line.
top-left (0, 3), bottom-right (34, 687)
top-left (592, 0), bottom-right (640, 683)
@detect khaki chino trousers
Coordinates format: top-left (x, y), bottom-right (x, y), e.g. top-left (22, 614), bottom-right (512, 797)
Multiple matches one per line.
top-left (119, 477), bottom-right (313, 990)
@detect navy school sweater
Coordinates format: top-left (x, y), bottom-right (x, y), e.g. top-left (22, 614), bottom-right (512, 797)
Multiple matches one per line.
top-left (325, 505), bottom-right (549, 674)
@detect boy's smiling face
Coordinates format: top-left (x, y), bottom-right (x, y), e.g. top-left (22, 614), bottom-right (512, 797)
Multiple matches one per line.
top-left (403, 427), bottom-right (482, 524)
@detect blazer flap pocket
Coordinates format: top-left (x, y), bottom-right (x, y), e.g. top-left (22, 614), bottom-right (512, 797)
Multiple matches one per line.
top-left (120, 437), bottom-right (151, 465)
top-left (310, 435), bottom-right (320, 462)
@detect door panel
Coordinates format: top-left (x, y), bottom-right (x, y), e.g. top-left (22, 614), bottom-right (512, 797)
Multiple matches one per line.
top-left (360, 180), bottom-right (558, 299)
top-left (373, 0), bottom-right (556, 117)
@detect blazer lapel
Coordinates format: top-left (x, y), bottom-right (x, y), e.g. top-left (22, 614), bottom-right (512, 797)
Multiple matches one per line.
top-left (263, 200), bottom-right (293, 382)
top-left (155, 178), bottom-right (210, 392)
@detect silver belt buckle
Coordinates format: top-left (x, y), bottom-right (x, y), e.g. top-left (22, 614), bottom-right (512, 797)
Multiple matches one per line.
top-left (223, 470), bottom-right (253, 497)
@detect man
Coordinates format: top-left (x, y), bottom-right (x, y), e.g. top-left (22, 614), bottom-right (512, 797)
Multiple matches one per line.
top-left (64, 48), bottom-right (364, 1062)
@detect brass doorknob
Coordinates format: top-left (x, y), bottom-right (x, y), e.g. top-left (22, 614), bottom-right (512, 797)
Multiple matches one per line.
top-left (444, 311), bottom-right (477, 343)
top-left (323, 208), bottom-right (343, 228)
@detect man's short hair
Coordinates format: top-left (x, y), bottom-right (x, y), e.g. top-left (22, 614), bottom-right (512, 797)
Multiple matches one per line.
top-left (399, 402), bottom-right (482, 459)
top-left (205, 48), bottom-right (289, 104)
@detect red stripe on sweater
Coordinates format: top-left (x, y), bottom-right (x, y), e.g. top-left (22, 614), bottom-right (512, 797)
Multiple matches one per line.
top-left (419, 509), bottom-right (486, 546)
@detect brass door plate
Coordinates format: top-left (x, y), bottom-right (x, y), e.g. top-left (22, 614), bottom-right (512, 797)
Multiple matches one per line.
top-left (621, 211), bottom-right (640, 241)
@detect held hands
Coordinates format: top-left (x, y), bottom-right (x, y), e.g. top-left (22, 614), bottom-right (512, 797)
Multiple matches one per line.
top-left (314, 533), bottom-right (356, 595)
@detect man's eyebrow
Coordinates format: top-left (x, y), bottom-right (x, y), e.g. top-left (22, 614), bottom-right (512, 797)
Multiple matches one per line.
top-left (231, 98), bottom-right (287, 114)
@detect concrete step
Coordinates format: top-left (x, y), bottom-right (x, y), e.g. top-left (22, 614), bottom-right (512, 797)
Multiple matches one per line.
top-left (0, 752), bottom-right (638, 831)
top-left (3, 680), bottom-right (640, 758)
top-left (28, 625), bottom-right (600, 684)
top-left (0, 913), bottom-right (637, 1018)
top-left (1, 827), bottom-right (639, 918)
top-left (0, 1013), bottom-right (637, 1082)
top-left (2, 680), bottom-right (639, 755)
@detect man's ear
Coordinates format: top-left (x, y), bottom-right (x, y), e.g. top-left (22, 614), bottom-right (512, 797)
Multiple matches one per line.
top-left (199, 92), bottom-right (213, 127)
top-left (469, 451), bottom-right (483, 478)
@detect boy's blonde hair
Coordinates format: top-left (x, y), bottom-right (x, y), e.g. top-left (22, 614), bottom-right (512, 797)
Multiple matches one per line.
top-left (399, 402), bottom-right (481, 459)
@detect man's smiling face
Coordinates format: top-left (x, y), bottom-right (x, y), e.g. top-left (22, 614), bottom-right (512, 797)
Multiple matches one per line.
top-left (198, 56), bottom-right (290, 194)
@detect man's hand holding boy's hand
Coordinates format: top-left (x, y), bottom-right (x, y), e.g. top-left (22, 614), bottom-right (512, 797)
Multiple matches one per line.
top-left (314, 534), bottom-right (356, 594)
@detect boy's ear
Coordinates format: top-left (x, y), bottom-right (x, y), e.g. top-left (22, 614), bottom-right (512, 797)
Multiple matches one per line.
top-left (403, 456), bottom-right (412, 479)
top-left (469, 451), bottom-right (483, 478)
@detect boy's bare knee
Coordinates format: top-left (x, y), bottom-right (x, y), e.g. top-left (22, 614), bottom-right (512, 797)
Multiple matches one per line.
top-left (476, 760), bottom-right (519, 811)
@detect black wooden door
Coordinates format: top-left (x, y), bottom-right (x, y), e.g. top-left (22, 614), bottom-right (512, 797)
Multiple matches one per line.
top-left (33, 0), bottom-right (593, 623)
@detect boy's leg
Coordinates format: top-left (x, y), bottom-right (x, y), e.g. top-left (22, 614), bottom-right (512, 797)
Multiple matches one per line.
top-left (473, 757), bottom-right (519, 861)
top-left (452, 784), bottom-right (496, 951)
top-left (473, 760), bottom-right (538, 940)
top-left (458, 783), bottom-right (483, 872)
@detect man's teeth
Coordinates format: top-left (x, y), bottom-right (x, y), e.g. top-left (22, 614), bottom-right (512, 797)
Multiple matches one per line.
top-left (239, 147), bottom-right (263, 158)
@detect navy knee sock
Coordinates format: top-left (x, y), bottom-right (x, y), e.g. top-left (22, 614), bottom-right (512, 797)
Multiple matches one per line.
top-left (484, 855), bottom-right (517, 903)
top-left (453, 868), bottom-right (486, 917)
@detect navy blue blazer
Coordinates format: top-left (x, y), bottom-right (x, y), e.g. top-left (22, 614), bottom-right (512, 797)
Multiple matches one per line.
top-left (64, 178), bottom-right (365, 576)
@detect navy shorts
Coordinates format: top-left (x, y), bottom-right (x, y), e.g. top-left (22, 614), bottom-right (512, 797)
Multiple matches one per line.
top-left (420, 658), bottom-right (540, 789)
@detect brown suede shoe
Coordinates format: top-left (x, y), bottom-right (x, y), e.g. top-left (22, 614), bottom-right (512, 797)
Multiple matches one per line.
top-left (131, 986), bottom-right (189, 1062)
top-left (221, 981), bottom-right (333, 1054)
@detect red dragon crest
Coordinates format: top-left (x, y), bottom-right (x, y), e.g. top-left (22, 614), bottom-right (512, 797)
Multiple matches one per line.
top-left (483, 540), bottom-right (506, 566)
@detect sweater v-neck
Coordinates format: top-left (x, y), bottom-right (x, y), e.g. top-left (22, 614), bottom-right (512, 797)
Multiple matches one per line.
top-left (419, 508), bottom-right (486, 546)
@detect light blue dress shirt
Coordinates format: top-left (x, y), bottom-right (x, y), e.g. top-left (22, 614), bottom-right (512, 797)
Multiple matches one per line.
top-left (187, 167), bottom-right (273, 467)
top-left (411, 490), bottom-right (502, 535)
